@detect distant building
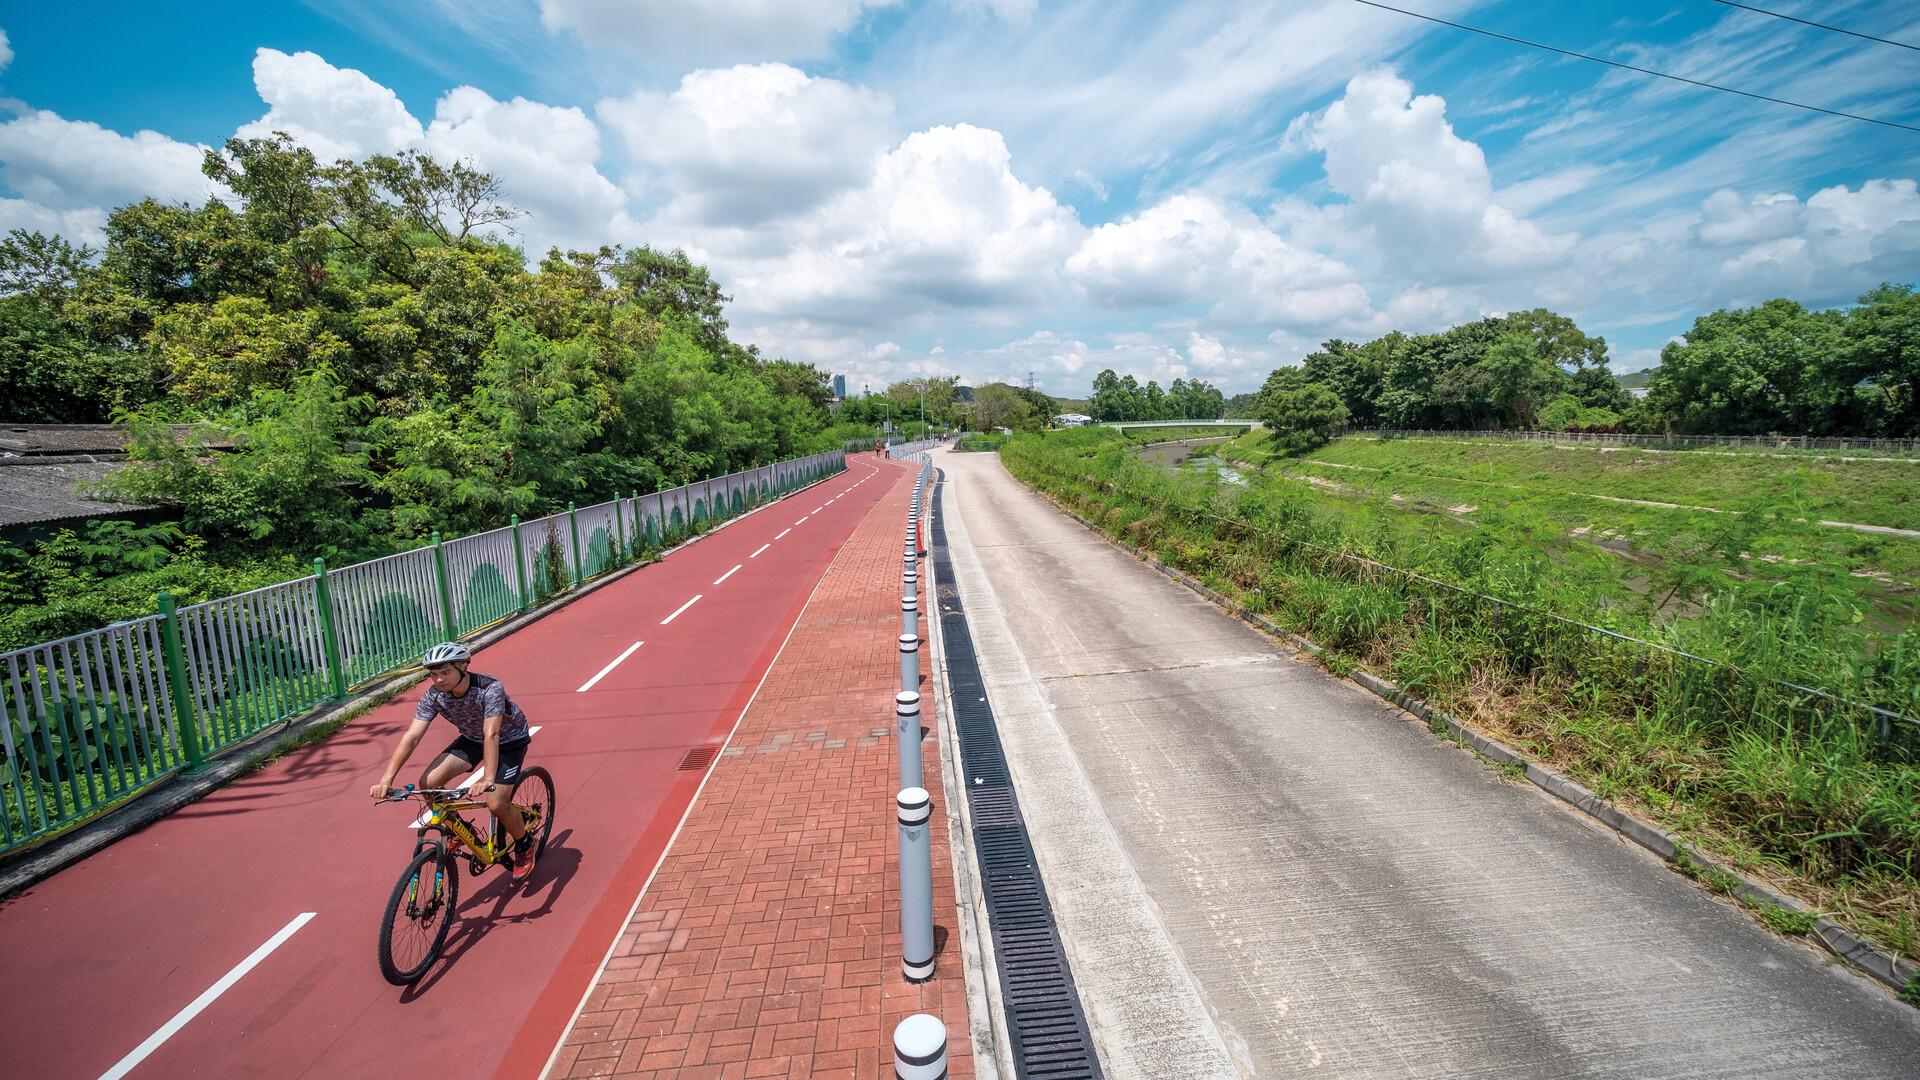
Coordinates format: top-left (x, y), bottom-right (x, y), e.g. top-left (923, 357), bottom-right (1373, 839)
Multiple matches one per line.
top-left (832, 374), bottom-right (847, 399)
top-left (1051, 413), bottom-right (1094, 427)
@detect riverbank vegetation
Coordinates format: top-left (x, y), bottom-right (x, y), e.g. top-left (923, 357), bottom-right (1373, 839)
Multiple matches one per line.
top-left (1233, 287), bottom-right (1918, 448)
top-left (1004, 427), bottom-right (1919, 964)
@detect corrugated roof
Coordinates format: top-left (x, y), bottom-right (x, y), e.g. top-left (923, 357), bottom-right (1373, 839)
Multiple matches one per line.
top-left (0, 458), bottom-right (155, 527)
top-left (0, 423), bottom-right (229, 456)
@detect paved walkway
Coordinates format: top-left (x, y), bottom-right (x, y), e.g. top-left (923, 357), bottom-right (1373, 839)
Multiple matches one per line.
top-left (545, 458), bottom-right (973, 1079)
top-left (937, 447), bottom-right (1920, 1078)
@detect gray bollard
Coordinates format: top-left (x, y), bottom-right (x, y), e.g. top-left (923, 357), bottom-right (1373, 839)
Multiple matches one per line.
top-left (899, 632), bottom-right (921, 695)
top-left (897, 786), bottom-right (935, 984)
top-left (902, 593), bottom-right (919, 639)
top-left (893, 1013), bottom-right (947, 1079)
top-left (896, 689), bottom-right (923, 789)
top-left (904, 566), bottom-right (918, 604)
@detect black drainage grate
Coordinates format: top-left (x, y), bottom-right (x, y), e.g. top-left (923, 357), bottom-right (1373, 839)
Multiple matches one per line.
top-left (930, 471), bottom-right (1102, 1080)
top-left (677, 745), bottom-right (718, 771)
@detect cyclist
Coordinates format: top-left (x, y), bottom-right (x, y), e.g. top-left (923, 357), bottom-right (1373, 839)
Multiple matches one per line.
top-left (371, 642), bottom-right (539, 880)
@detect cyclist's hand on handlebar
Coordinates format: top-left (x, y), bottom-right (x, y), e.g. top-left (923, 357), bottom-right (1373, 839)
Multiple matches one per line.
top-left (371, 781), bottom-right (392, 800)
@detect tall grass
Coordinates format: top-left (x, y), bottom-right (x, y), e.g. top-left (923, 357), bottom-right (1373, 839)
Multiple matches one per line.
top-left (1004, 428), bottom-right (1920, 959)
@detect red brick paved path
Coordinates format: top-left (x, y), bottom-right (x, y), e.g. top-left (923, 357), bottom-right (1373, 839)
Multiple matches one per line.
top-left (546, 460), bottom-right (973, 1079)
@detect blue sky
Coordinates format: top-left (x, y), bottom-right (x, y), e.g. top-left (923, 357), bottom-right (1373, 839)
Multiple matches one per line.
top-left (1, 1), bottom-right (1916, 397)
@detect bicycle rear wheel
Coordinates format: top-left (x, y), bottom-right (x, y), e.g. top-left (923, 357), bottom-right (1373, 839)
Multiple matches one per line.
top-left (378, 844), bottom-right (458, 985)
top-left (513, 766), bottom-right (556, 859)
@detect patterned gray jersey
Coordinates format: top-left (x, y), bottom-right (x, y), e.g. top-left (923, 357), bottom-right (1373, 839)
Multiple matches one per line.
top-left (412, 672), bottom-right (530, 745)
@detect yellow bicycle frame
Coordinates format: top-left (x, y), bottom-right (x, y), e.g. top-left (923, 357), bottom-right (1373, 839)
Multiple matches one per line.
top-left (419, 798), bottom-right (542, 869)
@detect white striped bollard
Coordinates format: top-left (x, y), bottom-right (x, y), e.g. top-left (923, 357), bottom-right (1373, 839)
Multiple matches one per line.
top-left (904, 566), bottom-right (918, 605)
top-left (902, 593), bottom-right (919, 640)
top-left (897, 689), bottom-right (923, 790)
top-left (893, 1014), bottom-right (947, 1079)
top-left (899, 631), bottom-right (920, 696)
top-left (897, 786), bottom-right (935, 984)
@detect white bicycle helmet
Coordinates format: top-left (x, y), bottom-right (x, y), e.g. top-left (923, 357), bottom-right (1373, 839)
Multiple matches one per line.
top-left (420, 641), bottom-right (471, 667)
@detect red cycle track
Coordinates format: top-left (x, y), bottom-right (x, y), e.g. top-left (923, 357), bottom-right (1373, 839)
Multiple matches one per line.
top-left (0, 454), bottom-right (904, 1079)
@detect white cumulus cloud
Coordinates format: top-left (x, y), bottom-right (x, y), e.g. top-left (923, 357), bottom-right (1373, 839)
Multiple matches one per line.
top-left (600, 64), bottom-right (893, 226)
top-left (0, 110), bottom-right (218, 211)
top-left (697, 123), bottom-right (1083, 324)
top-left (235, 48), bottom-right (424, 162)
top-left (1306, 69), bottom-right (1573, 276)
top-left (423, 87), bottom-right (631, 254)
top-left (1067, 193), bottom-right (1365, 328)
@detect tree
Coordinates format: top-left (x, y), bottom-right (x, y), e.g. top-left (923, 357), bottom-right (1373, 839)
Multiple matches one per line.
top-left (1256, 367), bottom-right (1349, 455)
top-left (1643, 299), bottom-right (1846, 435)
top-left (969, 383), bottom-right (1034, 431)
top-left (1840, 283), bottom-right (1920, 437)
top-left (1009, 384), bottom-right (1057, 421)
top-left (885, 376), bottom-right (959, 430)
top-left (0, 229), bottom-right (94, 298)
top-left (1088, 369), bottom-right (1129, 421)
top-left (1475, 332), bottom-right (1564, 429)
top-left (1301, 339), bottom-right (1384, 426)
top-left (102, 368), bottom-right (375, 555)
top-left (609, 246), bottom-right (732, 355)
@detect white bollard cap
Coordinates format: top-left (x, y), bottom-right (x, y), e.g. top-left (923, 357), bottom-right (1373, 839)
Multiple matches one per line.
top-left (899, 633), bottom-right (919, 653)
top-left (893, 1014), bottom-right (947, 1080)
top-left (896, 787), bottom-right (932, 826)
top-left (896, 690), bottom-right (921, 714)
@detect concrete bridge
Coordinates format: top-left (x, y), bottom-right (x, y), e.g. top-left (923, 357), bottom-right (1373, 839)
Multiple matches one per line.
top-left (1099, 417), bottom-right (1262, 433)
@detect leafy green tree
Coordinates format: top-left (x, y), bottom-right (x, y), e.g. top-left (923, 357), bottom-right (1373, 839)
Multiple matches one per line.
top-left (1143, 379), bottom-right (1168, 420)
top-left (0, 229), bottom-right (93, 297)
top-left (610, 246), bottom-right (733, 354)
top-left (102, 367), bottom-right (375, 555)
top-left (1301, 338), bottom-right (1385, 426)
top-left (1088, 368), bottom-right (1128, 421)
top-left (1643, 299), bottom-right (1847, 435)
top-left (1256, 367), bottom-right (1349, 455)
top-left (1475, 332), bottom-right (1565, 429)
top-left (969, 382), bottom-right (1035, 431)
top-left (1009, 384), bottom-right (1057, 421)
top-left (1840, 283), bottom-right (1920, 437)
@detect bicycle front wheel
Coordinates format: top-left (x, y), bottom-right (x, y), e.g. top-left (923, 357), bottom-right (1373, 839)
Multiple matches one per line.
top-left (378, 844), bottom-right (458, 985)
top-left (514, 766), bottom-right (556, 859)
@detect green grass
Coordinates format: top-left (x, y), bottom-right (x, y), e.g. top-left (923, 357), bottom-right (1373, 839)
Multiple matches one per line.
top-left (1001, 426), bottom-right (1920, 963)
top-left (1311, 436), bottom-right (1920, 531)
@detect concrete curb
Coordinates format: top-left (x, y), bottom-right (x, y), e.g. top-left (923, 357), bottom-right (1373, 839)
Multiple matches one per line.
top-left (1023, 481), bottom-right (1920, 1001)
top-left (921, 463), bottom-right (1014, 1080)
top-left (0, 471), bottom-right (844, 901)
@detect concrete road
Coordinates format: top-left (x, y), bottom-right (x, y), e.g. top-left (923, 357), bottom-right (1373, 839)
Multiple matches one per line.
top-left (935, 447), bottom-right (1920, 1079)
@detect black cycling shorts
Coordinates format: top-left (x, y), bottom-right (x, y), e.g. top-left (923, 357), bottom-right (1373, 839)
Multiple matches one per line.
top-left (438, 735), bottom-right (530, 785)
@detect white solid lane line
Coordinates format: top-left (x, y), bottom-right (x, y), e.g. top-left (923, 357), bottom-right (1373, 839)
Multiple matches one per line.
top-left (775, 528), bottom-right (790, 540)
top-left (579, 642), bottom-right (643, 693)
top-left (408, 725), bottom-right (546, 826)
top-left (750, 543), bottom-right (770, 558)
top-left (661, 594), bottom-right (702, 625)
top-left (98, 912), bottom-right (317, 1080)
top-left (713, 564), bottom-right (741, 586)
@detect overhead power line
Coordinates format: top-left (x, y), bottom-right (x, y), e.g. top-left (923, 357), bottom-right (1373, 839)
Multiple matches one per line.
top-left (1346, 0), bottom-right (1920, 135)
top-left (1713, 1), bottom-right (1920, 53)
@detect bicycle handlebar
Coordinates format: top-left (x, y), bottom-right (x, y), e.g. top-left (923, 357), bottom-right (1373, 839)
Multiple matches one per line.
top-left (376, 783), bottom-right (487, 804)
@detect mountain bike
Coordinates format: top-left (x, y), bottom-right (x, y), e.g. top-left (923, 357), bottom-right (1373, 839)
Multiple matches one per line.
top-left (373, 767), bottom-right (556, 985)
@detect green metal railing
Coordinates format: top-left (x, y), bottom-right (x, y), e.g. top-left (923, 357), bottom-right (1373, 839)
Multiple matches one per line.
top-left (0, 449), bottom-right (848, 853)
